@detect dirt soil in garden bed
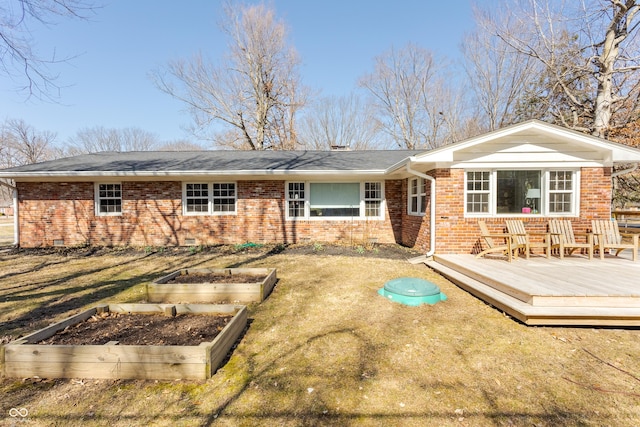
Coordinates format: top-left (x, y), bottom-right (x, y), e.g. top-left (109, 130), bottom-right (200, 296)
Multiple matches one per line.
top-left (36, 312), bottom-right (233, 346)
top-left (167, 272), bottom-right (266, 284)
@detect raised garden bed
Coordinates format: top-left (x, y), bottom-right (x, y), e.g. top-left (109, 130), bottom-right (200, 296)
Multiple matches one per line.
top-left (2, 303), bottom-right (247, 380)
top-left (148, 268), bottom-right (277, 303)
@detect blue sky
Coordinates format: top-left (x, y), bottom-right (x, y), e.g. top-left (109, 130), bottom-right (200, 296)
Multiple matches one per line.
top-left (0, 1), bottom-right (481, 146)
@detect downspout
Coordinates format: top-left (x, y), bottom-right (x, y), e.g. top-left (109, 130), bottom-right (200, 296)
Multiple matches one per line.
top-left (406, 157), bottom-right (436, 257)
top-left (0, 180), bottom-right (18, 246)
top-left (12, 187), bottom-right (18, 246)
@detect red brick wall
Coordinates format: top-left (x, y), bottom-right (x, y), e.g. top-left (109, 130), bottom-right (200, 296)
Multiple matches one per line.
top-left (399, 178), bottom-right (431, 251)
top-left (18, 182), bottom-right (94, 247)
top-left (400, 167), bottom-right (612, 254)
top-left (15, 168), bottom-right (612, 250)
top-left (17, 180), bottom-right (404, 248)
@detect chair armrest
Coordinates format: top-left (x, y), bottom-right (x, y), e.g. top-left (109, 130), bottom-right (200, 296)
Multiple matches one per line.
top-left (620, 232), bottom-right (639, 239)
top-left (482, 233), bottom-right (513, 238)
top-left (574, 232), bottom-right (594, 242)
top-left (482, 233), bottom-right (518, 243)
top-left (622, 233), bottom-right (640, 245)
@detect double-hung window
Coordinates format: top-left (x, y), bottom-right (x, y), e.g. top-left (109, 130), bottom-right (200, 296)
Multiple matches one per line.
top-left (465, 169), bottom-right (578, 216)
top-left (183, 182), bottom-right (236, 215)
top-left (96, 183), bottom-right (122, 215)
top-left (185, 183), bottom-right (209, 213)
top-left (548, 171), bottom-right (573, 213)
top-left (364, 182), bottom-right (382, 217)
top-left (466, 172), bottom-right (490, 214)
top-left (212, 183), bottom-right (236, 212)
top-left (408, 177), bottom-right (428, 215)
top-left (286, 181), bottom-right (384, 219)
top-left (287, 182), bottom-right (306, 217)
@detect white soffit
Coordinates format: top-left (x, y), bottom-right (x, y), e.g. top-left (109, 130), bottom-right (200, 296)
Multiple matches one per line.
top-left (410, 120), bottom-right (640, 166)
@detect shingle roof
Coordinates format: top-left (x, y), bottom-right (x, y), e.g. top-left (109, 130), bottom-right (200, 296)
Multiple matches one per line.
top-left (0, 150), bottom-right (423, 177)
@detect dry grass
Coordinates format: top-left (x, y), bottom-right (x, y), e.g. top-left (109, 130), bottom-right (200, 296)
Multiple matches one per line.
top-left (1, 246), bottom-right (640, 426)
top-left (0, 217), bottom-right (12, 246)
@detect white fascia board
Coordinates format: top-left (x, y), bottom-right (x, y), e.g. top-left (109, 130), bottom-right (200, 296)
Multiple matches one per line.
top-left (2, 169), bottom-right (388, 181)
top-left (410, 122), bottom-right (543, 163)
top-left (411, 121), bottom-right (640, 165)
top-left (505, 121), bottom-right (640, 162)
top-left (450, 160), bottom-right (605, 169)
top-left (384, 157), bottom-right (411, 174)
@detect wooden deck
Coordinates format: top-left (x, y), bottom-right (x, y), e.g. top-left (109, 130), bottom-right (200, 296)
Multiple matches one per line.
top-left (426, 252), bottom-right (640, 326)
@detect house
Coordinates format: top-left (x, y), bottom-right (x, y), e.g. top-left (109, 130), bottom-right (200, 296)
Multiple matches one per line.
top-left (0, 199), bottom-right (13, 216)
top-left (1, 120), bottom-right (640, 252)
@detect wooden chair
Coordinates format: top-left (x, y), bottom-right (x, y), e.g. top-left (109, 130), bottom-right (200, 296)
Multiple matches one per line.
top-left (476, 220), bottom-right (522, 262)
top-left (506, 219), bottom-right (554, 259)
top-left (591, 219), bottom-right (638, 261)
top-left (548, 219), bottom-right (594, 260)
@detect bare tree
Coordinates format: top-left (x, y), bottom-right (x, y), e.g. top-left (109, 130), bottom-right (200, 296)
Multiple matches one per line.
top-left (482, 0), bottom-right (640, 137)
top-left (420, 75), bottom-right (472, 145)
top-left (0, 118), bottom-right (57, 200)
top-left (65, 126), bottom-right (159, 154)
top-left (0, 118), bottom-right (57, 166)
top-left (297, 93), bottom-right (383, 150)
top-left (359, 43), bottom-right (463, 149)
top-left (153, 1), bottom-right (306, 150)
top-left (0, 0), bottom-right (96, 100)
top-left (462, 8), bottom-right (541, 131)
top-left (157, 139), bottom-right (206, 151)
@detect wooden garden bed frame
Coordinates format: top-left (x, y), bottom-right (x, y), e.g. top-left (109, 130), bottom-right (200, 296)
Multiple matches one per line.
top-left (148, 268), bottom-right (277, 303)
top-left (2, 303), bottom-right (247, 380)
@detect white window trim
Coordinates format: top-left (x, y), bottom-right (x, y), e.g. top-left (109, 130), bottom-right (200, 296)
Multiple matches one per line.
top-left (464, 169), bottom-right (580, 218)
top-left (464, 171), bottom-right (491, 216)
top-left (285, 182), bottom-right (308, 219)
top-left (211, 182), bottom-right (237, 214)
top-left (183, 182), bottom-right (210, 216)
top-left (285, 181), bottom-right (386, 220)
top-left (408, 177), bottom-right (427, 216)
top-left (364, 181), bottom-right (384, 218)
top-left (95, 182), bottom-right (123, 216)
top-left (182, 182), bottom-right (237, 216)
top-left (545, 170), bottom-right (580, 216)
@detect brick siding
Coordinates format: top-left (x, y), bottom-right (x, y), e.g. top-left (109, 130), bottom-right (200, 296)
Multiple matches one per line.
top-left (400, 167), bottom-right (612, 254)
top-left (16, 167), bottom-right (612, 251)
top-left (17, 180), bottom-right (402, 248)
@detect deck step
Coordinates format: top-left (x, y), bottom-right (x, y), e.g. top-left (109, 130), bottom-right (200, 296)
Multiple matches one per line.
top-left (425, 260), bottom-right (640, 326)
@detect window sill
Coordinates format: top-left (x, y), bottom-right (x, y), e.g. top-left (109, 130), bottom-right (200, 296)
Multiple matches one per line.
top-left (286, 216), bottom-right (385, 221)
top-left (183, 212), bottom-right (238, 216)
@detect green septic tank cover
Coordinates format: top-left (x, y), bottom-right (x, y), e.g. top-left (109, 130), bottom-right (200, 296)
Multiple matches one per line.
top-left (378, 277), bottom-right (447, 306)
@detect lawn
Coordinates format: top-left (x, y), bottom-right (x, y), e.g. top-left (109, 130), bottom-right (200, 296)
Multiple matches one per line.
top-left (0, 216), bottom-right (12, 246)
top-left (1, 244), bottom-right (639, 426)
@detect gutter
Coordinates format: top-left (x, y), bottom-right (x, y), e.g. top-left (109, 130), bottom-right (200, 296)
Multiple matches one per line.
top-left (0, 180), bottom-right (18, 246)
top-left (406, 157), bottom-right (436, 257)
top-left (0, 169), bottom-right (389, 179)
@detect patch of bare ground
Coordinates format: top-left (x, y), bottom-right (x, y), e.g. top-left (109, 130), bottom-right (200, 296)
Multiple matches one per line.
top-left (167, 273), bottom-right (265, 284)
top-left (36, 313), bottom-right (232, 346)
top-left (3, 242), bottom-right (423, 260)
top-left (1, 245), bottom-right (640, 426)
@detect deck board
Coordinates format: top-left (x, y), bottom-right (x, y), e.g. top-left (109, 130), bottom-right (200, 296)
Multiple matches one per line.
top-left (427, 252), bottom-right (640, 326)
